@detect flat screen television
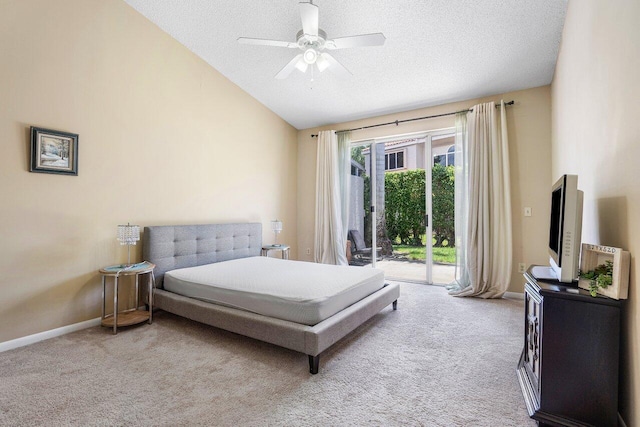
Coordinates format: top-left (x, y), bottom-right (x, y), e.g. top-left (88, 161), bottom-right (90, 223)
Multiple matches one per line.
top-left (532, 174), bottom-right (583, 282)
top-left (545, 174), bottom-right (584, 282)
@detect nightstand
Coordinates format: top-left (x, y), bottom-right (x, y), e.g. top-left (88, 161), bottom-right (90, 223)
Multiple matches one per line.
top-left (261, 244), bottom-right (290, 260)
top-left (99, 261), bottom-right (155, 334)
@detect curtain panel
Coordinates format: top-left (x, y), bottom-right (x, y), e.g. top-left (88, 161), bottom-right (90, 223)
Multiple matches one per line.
top-left (449, 100), bottom-right (512, 298)
top-left (451, 112), bottom-right (471, 289)
top-left (314, 130), bottom-right (351, 265)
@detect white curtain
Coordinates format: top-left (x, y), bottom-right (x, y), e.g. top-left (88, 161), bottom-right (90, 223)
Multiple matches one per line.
top-left (314, 130), bottom-right (351, 265)
top-left (450, 112), bottom-right (471, 289)
top-left (449, 100), bottom-right (512, 298)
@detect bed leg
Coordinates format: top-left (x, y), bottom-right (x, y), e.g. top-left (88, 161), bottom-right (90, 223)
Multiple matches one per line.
top-left (309, 355), bottom-right (320, 375)
top-left (393, 300), bottom-right (398, 310)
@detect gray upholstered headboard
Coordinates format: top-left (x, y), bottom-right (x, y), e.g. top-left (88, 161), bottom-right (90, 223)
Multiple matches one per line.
top-left (142, 223), bottom-right (262, 288)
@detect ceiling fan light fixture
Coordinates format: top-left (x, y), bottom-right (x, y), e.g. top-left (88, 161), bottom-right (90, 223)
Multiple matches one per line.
top-left (295, 58), bottom-right (309, 73)
top-left (316, 54), bottom-right (330, 72)
top-left (303, 48), bottom-right (318, 64)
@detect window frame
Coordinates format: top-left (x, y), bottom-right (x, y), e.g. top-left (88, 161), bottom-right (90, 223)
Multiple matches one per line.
top-left (385, 149), bottom-right (406, 171)
top-left (433, 144), bottom-right (455, 167)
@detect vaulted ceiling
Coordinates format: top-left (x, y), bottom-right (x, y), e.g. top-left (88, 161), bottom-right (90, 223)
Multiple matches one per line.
top-left (124, 0), bottom-right (568, 130)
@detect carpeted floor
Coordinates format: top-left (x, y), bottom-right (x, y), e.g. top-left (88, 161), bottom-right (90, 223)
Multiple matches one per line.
top-left (0, 282), bottom-right (535, 426)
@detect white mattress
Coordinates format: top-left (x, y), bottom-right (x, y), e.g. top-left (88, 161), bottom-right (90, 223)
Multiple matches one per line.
top-left (163, 256), bottom-right (385, 325)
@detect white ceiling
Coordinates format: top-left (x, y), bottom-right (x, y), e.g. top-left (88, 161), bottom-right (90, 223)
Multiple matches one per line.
top-left (123, 0), bottom-right (568, 130)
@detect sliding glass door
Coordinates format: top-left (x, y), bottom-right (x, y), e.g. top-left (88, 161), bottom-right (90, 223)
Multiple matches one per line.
top-left (347, 141), bottom-right (376, 267)
top-left (347, 134), bottom-right (432, 282)
top-left (377, 135), bottom-right (431, 283)
top-left (346, 129), bottom-right (456, 286)
top-left (430, 133), bottom-right (457, 285)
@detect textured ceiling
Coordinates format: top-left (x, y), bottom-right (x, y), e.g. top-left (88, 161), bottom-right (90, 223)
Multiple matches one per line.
top-left (123, 0), bottom-right (568, 130)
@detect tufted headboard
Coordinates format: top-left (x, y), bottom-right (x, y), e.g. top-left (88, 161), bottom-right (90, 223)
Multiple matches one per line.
top-left (142, 223), bottom-right (262, 288)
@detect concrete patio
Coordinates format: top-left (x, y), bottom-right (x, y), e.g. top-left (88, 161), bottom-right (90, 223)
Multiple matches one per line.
top-left (355, 258), bottom-right (456, 285)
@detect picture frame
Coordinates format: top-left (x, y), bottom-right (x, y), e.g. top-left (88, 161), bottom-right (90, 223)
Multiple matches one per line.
top-left (30, 127), bottom-right (78, 175)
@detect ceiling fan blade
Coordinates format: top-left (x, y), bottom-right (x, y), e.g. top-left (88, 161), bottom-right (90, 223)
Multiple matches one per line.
top-left (326, 33), bottom-right (386, 50)
top-left (238, 37), bottom-right (297, 48)
top-left (320, 53), bottom-right (352, 78)
top-left (275, 54), bottom-right (305, 79)
top-left (299, 2), bottom-right (319, 37)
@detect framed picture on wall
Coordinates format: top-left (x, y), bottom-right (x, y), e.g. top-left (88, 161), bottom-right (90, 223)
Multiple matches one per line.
top-left (30, 127), bottom-right (78, 175)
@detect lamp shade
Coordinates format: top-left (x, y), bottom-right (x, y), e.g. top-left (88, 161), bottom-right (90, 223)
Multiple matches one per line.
top-left (271, 220), bottom-right (283, 233)
top-left (117, 223), bottom-right (140, 246)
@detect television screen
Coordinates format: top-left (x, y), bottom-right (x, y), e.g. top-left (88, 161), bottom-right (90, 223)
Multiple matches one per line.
top-left (549, 186), bottom-right (562, 262)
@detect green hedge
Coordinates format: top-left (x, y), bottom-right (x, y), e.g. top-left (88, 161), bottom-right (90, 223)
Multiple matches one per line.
top-left (384, 165), bottom-right (455, 247)
top-left (431, 164), bottom-right (455, 247)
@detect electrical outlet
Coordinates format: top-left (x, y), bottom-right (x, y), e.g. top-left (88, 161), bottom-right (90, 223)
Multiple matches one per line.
top-left (518, 263), bottom-right (526, 273)
top-left (524, 207), bottom-right (532, 217)
top-left (306, 248), bottom-right (311, 255)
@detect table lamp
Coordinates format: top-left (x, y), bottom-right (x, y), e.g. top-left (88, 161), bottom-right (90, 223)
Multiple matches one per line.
top-left (271, 220), bottom-right (282, 246)
top-left (117, 223), bottom-right (140, 266)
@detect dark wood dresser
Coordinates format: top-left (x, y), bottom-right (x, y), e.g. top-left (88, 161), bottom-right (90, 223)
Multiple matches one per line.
top-left (517, 266), bottom-right (622, 427)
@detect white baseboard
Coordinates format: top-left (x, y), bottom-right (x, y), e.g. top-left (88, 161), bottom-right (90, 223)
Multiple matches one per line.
top-left (503, 291), bottom-right (525, 300)
top-left (0, 317), bottom-right (101, 353)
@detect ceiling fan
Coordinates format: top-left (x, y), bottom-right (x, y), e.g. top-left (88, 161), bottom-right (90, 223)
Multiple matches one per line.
top-left (238, 1), bottom-right (385, 79)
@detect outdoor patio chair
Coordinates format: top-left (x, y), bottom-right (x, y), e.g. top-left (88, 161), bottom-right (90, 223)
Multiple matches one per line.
top-left (348, 229), bottom-right (382, 261)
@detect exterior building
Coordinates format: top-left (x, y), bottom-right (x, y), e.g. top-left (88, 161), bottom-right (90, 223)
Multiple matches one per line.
top-left (362, 135), bottom-right (455, 176)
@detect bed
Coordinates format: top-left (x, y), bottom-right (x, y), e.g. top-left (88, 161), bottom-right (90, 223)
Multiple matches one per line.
top-left (142, 223), bottom-right (399, 374)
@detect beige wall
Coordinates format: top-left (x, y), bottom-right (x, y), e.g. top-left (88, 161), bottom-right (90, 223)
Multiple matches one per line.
top-left (0, 0), bottom-right (298, 343)
top-left (551, 0), bottom-right (640, 424)
top-left (297, 85), bottom-right (552, 293)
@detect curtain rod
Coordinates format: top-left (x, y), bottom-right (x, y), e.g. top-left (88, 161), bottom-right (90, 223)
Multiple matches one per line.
top-left (310, 100), bottom-right (515, 137)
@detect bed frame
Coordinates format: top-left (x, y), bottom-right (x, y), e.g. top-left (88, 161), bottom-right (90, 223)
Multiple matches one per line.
top-left (142, 223), bottom-right (399, 374)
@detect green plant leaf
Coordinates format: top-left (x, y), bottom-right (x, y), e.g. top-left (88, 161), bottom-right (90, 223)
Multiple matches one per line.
top-left (580, 260), bottom-right (614, 297)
